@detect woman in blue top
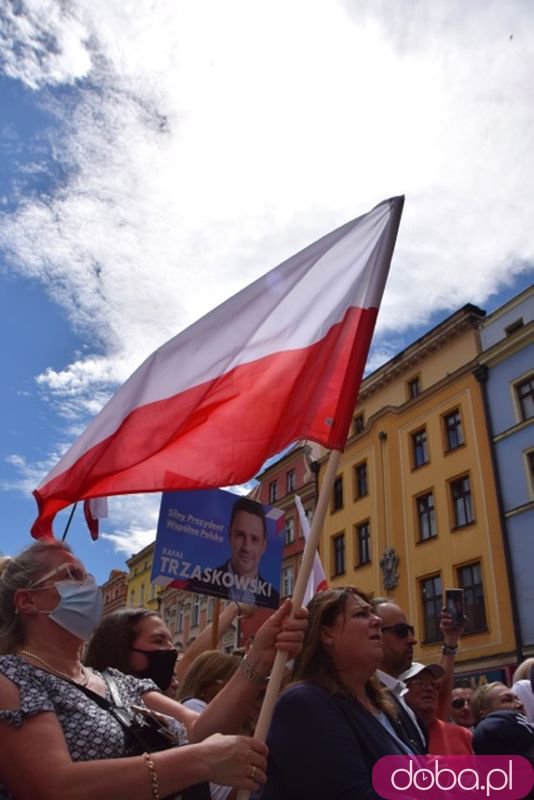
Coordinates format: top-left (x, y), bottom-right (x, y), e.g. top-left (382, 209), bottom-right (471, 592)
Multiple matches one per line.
top-left (262, 586), bottom-right (416, 800)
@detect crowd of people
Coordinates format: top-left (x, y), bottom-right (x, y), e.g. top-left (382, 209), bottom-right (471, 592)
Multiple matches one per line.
top-left (0, 540), bottom-right (533, 800)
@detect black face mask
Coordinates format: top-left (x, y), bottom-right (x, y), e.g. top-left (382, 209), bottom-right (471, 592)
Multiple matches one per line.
top-left (131, 648), bottom-right (178, 690)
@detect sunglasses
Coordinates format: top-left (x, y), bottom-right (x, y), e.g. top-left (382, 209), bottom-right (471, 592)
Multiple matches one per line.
top-left (381, 623), bottom-right (415, 639)
top-left (451, 697), bottom-right (471, 709)
top-left (30, 562), bottom-right (89, 588)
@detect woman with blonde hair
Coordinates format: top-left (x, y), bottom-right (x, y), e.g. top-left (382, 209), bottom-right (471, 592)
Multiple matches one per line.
top-left (0, 540), bottom-right (307, 800)
top-left (178, 651), bottom-right (240, 709)
top-left (512, 658), bottom-right (534, 722)
top-left (262, 586), bottom-right (416, 800)
top-left (177, 652), bottom-right (244, 800)
top-left (470, 681), bottom-right (525, 725)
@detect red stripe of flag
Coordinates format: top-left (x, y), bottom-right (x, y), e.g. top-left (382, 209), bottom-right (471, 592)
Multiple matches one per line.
top-left (32, 196), bottom-right (404, 539)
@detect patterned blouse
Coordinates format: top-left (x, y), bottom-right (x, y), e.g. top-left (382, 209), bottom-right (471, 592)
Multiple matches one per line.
top-left (0, 655), bottom-right (185, 799)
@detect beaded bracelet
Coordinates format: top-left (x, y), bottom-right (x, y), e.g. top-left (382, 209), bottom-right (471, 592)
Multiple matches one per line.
top-left (142, 752), bottom-right (160, 800)
top-left (239, 656), bottom-right (269, 684)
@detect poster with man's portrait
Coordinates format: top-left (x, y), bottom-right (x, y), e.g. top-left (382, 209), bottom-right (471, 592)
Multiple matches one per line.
top-left (151, 488), bottom-right (284, 609)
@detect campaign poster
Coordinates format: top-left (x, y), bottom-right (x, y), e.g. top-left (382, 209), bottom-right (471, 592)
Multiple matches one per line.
top-left (152, 488), bottom-right (284, 609)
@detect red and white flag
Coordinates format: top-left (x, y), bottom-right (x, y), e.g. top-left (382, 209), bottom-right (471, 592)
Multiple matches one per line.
top-left (32, 196), bottom-right (404, 539)
top-left (294, 495), bottom-right (328, 606)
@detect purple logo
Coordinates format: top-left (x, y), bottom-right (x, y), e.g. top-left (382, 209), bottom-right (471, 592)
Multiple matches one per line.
top-left (373, 756), bottom-right (534, 800)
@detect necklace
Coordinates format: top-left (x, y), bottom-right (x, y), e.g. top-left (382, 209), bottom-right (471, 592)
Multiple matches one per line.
top-left (18, 649), bottom-right (90, 687)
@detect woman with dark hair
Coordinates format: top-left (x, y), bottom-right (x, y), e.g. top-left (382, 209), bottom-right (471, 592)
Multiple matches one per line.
top-left (86, 608), bottom-right (180, 696)
top-left (0, 540), bottom-right (307, 800)
top-left (262, 586), bottom-right (416, 800)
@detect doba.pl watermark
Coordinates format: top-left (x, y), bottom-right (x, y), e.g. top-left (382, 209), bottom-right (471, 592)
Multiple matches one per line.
top-left (373, 756), bottom-right (534, 800)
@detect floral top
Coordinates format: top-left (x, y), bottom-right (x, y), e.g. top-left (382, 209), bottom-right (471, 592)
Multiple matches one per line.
top-left (0, 655), bottom-right (183, 799)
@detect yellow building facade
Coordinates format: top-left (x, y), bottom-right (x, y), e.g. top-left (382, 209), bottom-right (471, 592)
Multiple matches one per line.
top-left (320, 304), bottom-right (517, 676)
top-left (126, 542), bottom-right (161, 611)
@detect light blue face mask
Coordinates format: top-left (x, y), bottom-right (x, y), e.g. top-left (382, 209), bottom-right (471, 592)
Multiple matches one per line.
top-left (38, 576), bottom-right (103, 641)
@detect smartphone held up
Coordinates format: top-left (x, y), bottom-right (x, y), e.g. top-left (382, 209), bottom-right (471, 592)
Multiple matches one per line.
top-left (445, 588), bottom-right (465, 627)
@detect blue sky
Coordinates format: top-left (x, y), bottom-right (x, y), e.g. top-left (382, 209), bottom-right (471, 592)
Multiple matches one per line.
top-left (1, 1), bottom-right (533, 584)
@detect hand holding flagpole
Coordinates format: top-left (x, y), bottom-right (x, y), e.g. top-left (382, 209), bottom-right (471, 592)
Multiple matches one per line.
top-left (236, 449), bottom-right (341, 800)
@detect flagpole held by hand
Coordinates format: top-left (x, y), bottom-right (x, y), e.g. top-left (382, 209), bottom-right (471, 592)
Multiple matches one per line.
top-left (236, 448), bottom-right (342, 800)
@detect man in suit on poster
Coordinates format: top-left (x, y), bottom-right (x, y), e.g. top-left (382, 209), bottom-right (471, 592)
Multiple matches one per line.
top-left (186, 496), bottom-right (280, 609)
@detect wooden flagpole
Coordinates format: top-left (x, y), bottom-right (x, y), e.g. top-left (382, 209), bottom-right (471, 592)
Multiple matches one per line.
top-left (236, 448), bottom-right (342, 800)
top-left (211, 598), bottom-right (221, 649)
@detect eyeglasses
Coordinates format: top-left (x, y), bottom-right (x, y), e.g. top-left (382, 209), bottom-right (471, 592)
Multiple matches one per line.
top-left (381, 623), bottom-right (415, 639)
top-left (30, 562), bottom-right (89, 588)
top-left (452, 697), bottom-right (471, 709)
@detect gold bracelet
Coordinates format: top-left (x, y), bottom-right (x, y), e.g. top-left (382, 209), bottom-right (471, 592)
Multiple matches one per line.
top-left (142, 752), bottom-right (160, 800)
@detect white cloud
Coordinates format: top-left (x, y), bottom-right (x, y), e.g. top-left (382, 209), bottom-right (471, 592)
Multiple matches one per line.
top-left (100, 528), bottom-right (154, 558)
top-left (0, 0), bottom-right (93, 89)
top-left (2, 453), bottom-right (53, 495)
top-left (98, 493), bottom-right (159, 557)
top-left (1, 0), bottom-right (534, 550)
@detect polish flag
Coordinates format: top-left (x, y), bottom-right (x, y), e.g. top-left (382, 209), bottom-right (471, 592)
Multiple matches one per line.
top-left (294, 495), bottom-right (328, 606)
top-left (32, 196), bottom-right (404, 539)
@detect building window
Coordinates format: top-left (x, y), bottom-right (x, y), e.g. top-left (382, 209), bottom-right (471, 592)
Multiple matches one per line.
top-left (332, 533), bottom-right (345, 576)
top-left (407, 376), bottom-right (421, 399)
top-left (354, 461), bottom-right (368, 499)
top-left (281, 565), bottom-right (294, 598)
top-left (286, 469), bottom-right (296, 494)
top-left (284, 516), bottom-right (295, 545)
top-left (443, 409), bottom-right (464, 451)
top-left (164, 607), bottom-right (173, 628)
top-left (176, 605), bottom-right (184, 633)
top-left (191, 595), bottom-right (201, 627)
top-left (353, 413), bottom-right (365, 434)
top-left (505, 318), bottom-right (524, 335)
top-left (416, 492), bottom-right (437, 541)
top-left (421, 574), bottom-right (442, 643)
top-left (355, 522), bottom-right (371, 566)
top-left (527, 451), bottom-right (534, 496)
top-left (269, 480), bottom-right (278, 503)
top-left (139, 584), bottom-right (145, 606)
top-left (411, 428), bottom-right (429, 468)
top-left (516, 375), bottom-right (534, 421)
top-left (450, 475), bottom-right (474, 528)
top-left (332, 476), bottom-right (344, 511)
top-left (206, 596), bottom-right (214, 623)
top-left (458, 562), bottom-right (487, 634)
top-left (129, 589), bottom-right (135, 606)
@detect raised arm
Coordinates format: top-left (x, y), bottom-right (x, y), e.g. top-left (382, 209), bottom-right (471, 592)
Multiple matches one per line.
top-left (175, 601), bottom-right (246, 683)
top-left (0, 674), bottom-right (267, 800)
top-left (146, 599), bottom-right (307, 742)
top-left (437, 607), bottom-right (463, 720)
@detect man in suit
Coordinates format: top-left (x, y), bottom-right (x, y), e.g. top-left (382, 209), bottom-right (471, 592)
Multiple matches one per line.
top-left (186, 497), bottom-right (279, 609)
top-left (371, 598), bottom-right (428, 754)
top-left (372, 597), bottom-right (463, 754)
top-left (216, 497), bottom-right (279, 609)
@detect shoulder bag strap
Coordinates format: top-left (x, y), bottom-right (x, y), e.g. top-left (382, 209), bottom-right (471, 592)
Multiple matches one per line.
top-left (101, 670), bottom-right (124, 707)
